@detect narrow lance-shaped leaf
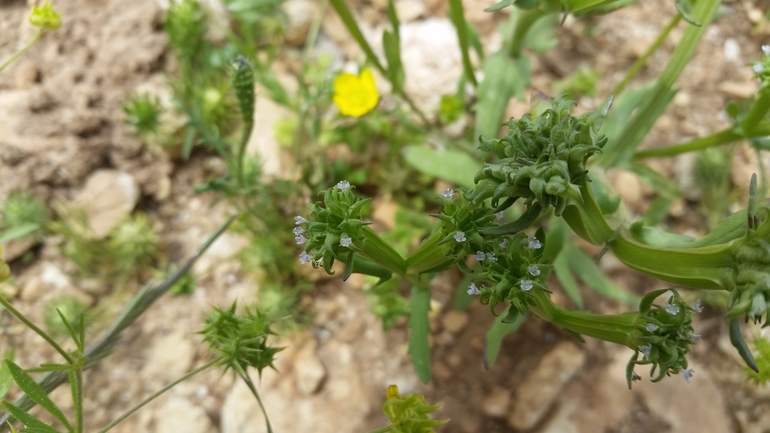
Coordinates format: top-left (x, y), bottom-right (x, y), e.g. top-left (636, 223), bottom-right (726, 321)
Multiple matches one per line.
top-left (2, 402), bottom-right (60, 433)
top-left (5, 361), bottom-right (72, 433)
top-left (484, 310), bottom-right (526, 369)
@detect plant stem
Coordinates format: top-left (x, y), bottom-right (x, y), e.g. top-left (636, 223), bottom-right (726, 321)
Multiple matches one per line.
top-left (634, 118), bottom-right (770, 159)
top-left (508, 9), bottom-right (547, 58)
top-left (69, 370), bottom-right (83, 433)
top-left (0, 29), bottom-right (43, 73)
top-left (0, 296), bottom-right (73, 364)
top-left (97, 360), bottom-right (217, 433)
top-left (529, 290), bottom-right (637, 346)
top-left (612, 14), bottom-right (681, 96)
top-left (235, 364), bottom-right (273, 433)
top-left (633, 128), bottom-right (739, 159)
top-left (741, 88), bottom-right (770, 134)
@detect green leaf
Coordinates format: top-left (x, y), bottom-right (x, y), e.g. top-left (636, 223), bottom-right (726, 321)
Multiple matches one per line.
top-left (520, 12), bottom-right (558, 53)
top-left (2, 402), bottom-right (60, 433)
top-left (674, 0), bottom-right (701, 26)
top-left (0, 361), bottom-right (12, 400)
top-left (599, 82), bottom-right (657, 144)
top-left (0, 223), bottom-right (42, 243)
top-left (484, 0), bottom-right (514, 12)
top-left (474, 52), bottom-right (530, 143)
top-left (402, 145), bottom-right (481, 188)
top-left (553, 254), bottom-right (583, 308)
top-left (408, 287), bottom-right (431, 383)
top-left (564, 244), bottom-right (639, 305)
top-left (484, 310), bottom-right (525, 368)
top-left (5, 360), bottom-right (73, 433)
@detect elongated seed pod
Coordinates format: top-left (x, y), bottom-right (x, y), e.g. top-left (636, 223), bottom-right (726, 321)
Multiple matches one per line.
top-left (231, 56), bottom-right (255, 130)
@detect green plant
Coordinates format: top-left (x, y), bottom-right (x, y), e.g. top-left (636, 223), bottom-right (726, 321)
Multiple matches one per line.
top-left (0, 192), bottom-right (49, 244)
top-left (52, 211), bottom-right (160, 282)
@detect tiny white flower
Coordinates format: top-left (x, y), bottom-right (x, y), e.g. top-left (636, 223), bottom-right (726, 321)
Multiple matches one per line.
top-left (486, 252), bottom-right (497, 261)
top-left (528, 265), bottom-right (540, 276)
top-left (763, 44), bottom-right (770, 55)
top-left (692, 299), bottom-right (703, 313)
top-left (475, 251), bottom-right (485, 261)
top-left (336, 180), bottom-right (351, 191)
top-left (295, 235), bottom-right (307, 245)
top-left (454, 231), bottom-right (467, 242)
top-left (520, 280), bottom-right (533, 291)
top-left (665, 303), bottom-right (680, 315)
top-left (467, 283), bottom-right (480, 295)
top-left (690, 334), bottom-right (702, 343)
top-left (313, 258), bottom-right (323, 267)
top-left (528, 237), bottom-right (542, 249)
top-left (754, 63), bottom-right (765, 74)
top-left (646, 323), bottom-right (659, 332)
top-left (295, 215), bottom-right (308, 225)
top-left (299, 251), bottom-right (312, 264)
top-left (495, 212), bottom-right (504, 223)
top-left (293, 226), bottom-right (304, 236)
top-left (499, 238), bottom-right (509, 249)
top-left (442, 188), bottom-right (455, 199)
top-left (682, 368), bottom-right (693, 383)
top-left (639, 344), bottom-right (652, 359)
top-left (340, 234), bottom-right (352, 247)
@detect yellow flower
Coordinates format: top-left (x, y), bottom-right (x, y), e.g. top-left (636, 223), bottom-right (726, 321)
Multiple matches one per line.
top-left (29, 2), bottom-right (62, 30)
top-left (332, 68), bottom-right (379, 117)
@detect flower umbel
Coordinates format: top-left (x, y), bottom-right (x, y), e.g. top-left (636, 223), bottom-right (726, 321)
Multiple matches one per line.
top-left (332, 68), bottom-right (379, 117)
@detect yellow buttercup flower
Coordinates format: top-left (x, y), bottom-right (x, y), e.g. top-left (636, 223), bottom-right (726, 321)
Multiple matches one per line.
top-left (332, 68), bottom-right (379, 117)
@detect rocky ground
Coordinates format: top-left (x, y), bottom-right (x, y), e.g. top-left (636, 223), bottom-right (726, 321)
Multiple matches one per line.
top-left (2, 0), bottom-right (770, 432)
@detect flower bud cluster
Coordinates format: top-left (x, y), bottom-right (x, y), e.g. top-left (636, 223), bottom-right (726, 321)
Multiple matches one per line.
top-left (296, 181), bottom-right (371, 273)
top-left (432, 189), bottom-right (498, 268)
top-left (627, 290), bottom-right (699, 386)
top-left (472, 232), bottom-right (548, 319)
top-left (469, 96), bottom-right (609, 216)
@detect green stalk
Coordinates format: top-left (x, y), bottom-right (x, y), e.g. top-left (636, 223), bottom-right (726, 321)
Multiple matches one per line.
top-left (529, 291), bottom-right (637, 346)
top-left (612, 14), bottom-right (681, 96)
top-left (0, 29), bottom-right (42, 73)
top-left (609, 232), bottom-right (733, 289)
top-left (508, 9), bottom-right (548, 58)
top-left (360, 226), bottom-right (406, 274)
top-left (448, 0), bottom-right (478, 86)
top-left (633, 128), bottom-right (739, 159)
top-left (0, 296), bottom-right (73, 364)
top-left (234, 364), bottom-right (273, 433)
top-left (404, 229), bottom-right (453, 274)
top-left (560, 179), bottom-right (616, 245)
top-left (740, 88), bottom-right (770, 134)
top-left (69, 370), bottom-right (83, 433)
top-left (634, 120), bottom-right (770, 159)
top-left (97, 360), bottom-right (217, 433)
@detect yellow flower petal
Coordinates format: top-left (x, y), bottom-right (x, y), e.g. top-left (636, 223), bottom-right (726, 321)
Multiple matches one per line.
top-left (332, 68), bottom-right (379, 117)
